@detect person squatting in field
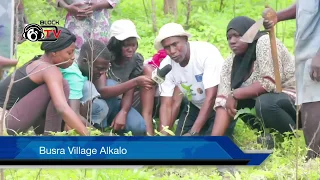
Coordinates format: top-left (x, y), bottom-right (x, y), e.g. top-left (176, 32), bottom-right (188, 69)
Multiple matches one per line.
top-left (212, 16), bottom-right (297, 148)
top-left (104, 19), bottom-right (151, 135)
top-left (154, 23), bottom-right (237, 137)
top-left (0, 27), bottom-right (89, 136)
top-left (61, 38), bottom-right (153, 136)
top-left (141, 49), bottom-right (188, 136)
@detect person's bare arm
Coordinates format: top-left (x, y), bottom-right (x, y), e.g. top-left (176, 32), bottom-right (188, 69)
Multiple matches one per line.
top-left (56, 0), bottom-right (90, 19)
top-left (234, 36), bottom-right (289, 100)
top-left (17, 0), bottom-right (28, 24)
top-left (0, 56), bottom-right (18, 68)
top-left (43, 68), bottom-right (89, 135)
top-left (276, 3), bottom-right (297, 22)
top-left (171, 102), bottom-right (181, 122)
top-left (159, 97), bottom-right (173, 133)
top-left (69, 99), bottom-right (95, 128)
top-left (94, 73), bottom-right (152, 99)
top-left (211, 107), bottom-right (231, 136)
top-left (110, 88), bottom-right (134, 130)
top-left (263, 3), bottom-right (296, 30)
top-left (189, 47), bottom-right (224, 135)
top-left (171, 86), bottom-right (183, 116)
top-left (310, 48), bottom-right (320, 82)
top-left (232, 82), bottom-right (267, 100)
top-left (189, 86), bottom-right (218, 134)
top-left (56, 0), bottom-right (69, 8)
top-left (120, 89), bottom-right (135, 114)
top-left (171, 89), bottom-right (183, 122)
top-left (88, 0), bottom-right (114, 10)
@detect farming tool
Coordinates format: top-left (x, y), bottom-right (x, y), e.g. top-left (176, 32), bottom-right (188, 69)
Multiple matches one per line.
top-left (240, 6), bottom-right (282, 93)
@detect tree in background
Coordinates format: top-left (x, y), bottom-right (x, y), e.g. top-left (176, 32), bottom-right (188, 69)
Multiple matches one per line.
top-left (163, 0), bottom-right (177, 15)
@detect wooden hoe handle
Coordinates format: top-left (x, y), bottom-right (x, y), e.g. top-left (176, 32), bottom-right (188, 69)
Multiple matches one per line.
top-left (264, 7), bottom-right (282, 93)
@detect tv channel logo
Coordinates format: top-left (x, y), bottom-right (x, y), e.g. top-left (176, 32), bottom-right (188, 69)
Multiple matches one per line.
top-left (22, 20), bottom-right (61, 42)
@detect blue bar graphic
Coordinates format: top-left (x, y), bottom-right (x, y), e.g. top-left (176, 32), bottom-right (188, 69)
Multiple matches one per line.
top-left (0, 136), bottom-right (271, 165)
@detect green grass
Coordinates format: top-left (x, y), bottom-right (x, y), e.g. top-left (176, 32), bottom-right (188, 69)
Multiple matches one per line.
top-left (3, 0), bottom-right (320, 179)
top-left (4, 117), bottom-right (320, 179)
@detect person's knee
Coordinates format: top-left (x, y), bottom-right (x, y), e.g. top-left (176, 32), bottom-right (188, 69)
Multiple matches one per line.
top-left (143, 65), bottom-right (154, 77)
top-left (134, 121), bottom-right (147, 135)
top-left (255, 94), bottom-right (275, 116)
top-left (106, 79), bottom-right (119, 87)
top-left (82, 81), bottom-right (91, 91)
top-left (129, 121), bottom-right (146, 135)
top-left (91, 99), bottom-right (109, 124)
top-left (81, 81), bottom-right (100, 104)
top-left (126, 110), bottom-right (147, 135)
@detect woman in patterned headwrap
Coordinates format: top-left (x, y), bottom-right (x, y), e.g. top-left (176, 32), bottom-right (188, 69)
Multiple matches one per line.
top-left (0, 27), bottom-right (89, 136)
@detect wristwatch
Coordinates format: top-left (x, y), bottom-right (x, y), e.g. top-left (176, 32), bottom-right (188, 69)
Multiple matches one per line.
top-left (188, 130), bottom-right (199, 136)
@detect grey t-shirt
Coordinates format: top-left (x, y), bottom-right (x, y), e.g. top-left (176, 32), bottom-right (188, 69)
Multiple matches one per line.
top-left (295, 0), bottom-right (320, 104)
top-left (107, 53), bottom-right (144, 83)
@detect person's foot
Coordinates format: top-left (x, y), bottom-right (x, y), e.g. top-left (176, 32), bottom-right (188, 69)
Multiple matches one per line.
top-left (257, 133), bottom-right (275, 149)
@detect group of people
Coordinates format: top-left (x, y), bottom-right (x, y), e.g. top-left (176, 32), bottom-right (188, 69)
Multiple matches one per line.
top-left (0, 1), bottom-right (319, 160)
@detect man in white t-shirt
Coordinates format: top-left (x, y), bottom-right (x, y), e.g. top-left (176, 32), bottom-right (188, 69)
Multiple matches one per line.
top-left (154, 23), bottom-right (237, 136)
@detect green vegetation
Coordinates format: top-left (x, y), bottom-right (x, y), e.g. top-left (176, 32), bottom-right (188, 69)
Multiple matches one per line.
top-left (4, 0), bottom-right (320, 179)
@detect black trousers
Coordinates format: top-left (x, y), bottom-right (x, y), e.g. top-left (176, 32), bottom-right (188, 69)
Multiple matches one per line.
top-left (238, 92), bottom-right (299, 134)
top-left (175, 102), bottom-right (237, 137)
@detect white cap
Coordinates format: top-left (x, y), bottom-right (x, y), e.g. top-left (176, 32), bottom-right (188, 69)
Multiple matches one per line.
top-left (154, 23), bottom-right (192, 50)
top-left (109, 19), bottom-right (141, 41)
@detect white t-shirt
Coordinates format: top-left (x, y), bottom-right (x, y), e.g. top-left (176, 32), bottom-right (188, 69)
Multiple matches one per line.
top-left (159, 41), bottom-right (224, 109)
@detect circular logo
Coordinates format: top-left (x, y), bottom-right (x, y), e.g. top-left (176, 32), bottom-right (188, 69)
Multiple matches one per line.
top-left (197, 88), bottom-right (203, 94)
top-left (22, 24), bottom-right (44, 42)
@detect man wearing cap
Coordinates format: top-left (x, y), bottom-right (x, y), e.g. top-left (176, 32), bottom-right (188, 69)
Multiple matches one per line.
top-left (155, 23), bottom-right (236, 136)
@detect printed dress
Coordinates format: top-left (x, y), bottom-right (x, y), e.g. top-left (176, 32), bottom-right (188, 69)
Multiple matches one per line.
top-left (59, 0), bottom-right (119, 55)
